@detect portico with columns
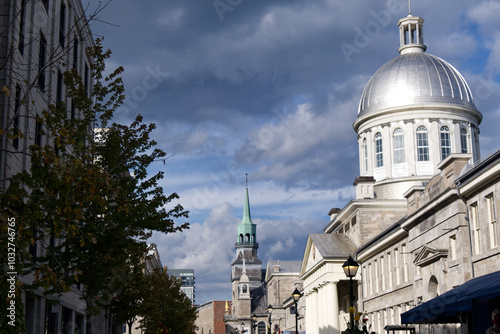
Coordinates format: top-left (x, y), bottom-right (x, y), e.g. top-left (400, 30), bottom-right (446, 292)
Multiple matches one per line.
top-left (300, 234), bottom-right (358, 334)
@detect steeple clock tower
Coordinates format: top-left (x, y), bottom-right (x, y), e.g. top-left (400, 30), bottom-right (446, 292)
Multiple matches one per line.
top-left (230, 186), bottom-right (263, 316)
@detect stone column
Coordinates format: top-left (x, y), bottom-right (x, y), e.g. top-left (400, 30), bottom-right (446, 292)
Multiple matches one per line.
top-left (382, 123), bottom-right (392, 179)
top-left (429, 118), bottom-right (440, 165)
top-left (319, 285), bottom-right (325, 334)
top-left (325, 281), bottom-right (339, 334)
top-left (453, 120), bottom-right (461, 154)
top-left (307, 289), bottom-right (319, 334)
top-left (404, 119), bottom-right (416, 176)
top-left (365, 130), bottom-right (373, 177)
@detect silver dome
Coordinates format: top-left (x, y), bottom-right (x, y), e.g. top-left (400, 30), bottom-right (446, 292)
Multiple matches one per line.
top-left (358, 52), bottom-right (478, 116)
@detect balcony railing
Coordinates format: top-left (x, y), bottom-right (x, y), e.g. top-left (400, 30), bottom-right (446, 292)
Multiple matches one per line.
top-left (235, 241), bottom-right (259, 247)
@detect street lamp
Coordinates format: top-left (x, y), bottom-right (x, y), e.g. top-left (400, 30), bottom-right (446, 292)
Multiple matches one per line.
top-left (342, 255), bottom-right (359, 331)
top-left (241, 322), bottom-right (245, 334)
top-left (267, 304), bottom-right (273, 334)
top-left (292, 288), bottom-right (301, 334)
top-left (252, 313), bottom-right (257, 334)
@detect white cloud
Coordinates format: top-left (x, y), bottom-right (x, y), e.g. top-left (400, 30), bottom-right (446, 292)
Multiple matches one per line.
top-left (486, 32), bottom-right (500, 74)
top-left (467, 1), bottom-right (500, 32)
top-left (156, 8), bottom-right (185, 30)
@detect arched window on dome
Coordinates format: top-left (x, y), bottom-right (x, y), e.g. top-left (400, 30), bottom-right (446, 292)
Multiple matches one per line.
top-left (460, 127), bottom-right (468, 153)
top-left (440, 126), bottom-right (451, 160)
top-left (393, 128), bottom-right (405, 164)
top-left (416, 126), bottom-right (429, 162)
top-left (375, 133), bottom-right (383, 168)
top-left (363, 138), bottom-right (368, 172)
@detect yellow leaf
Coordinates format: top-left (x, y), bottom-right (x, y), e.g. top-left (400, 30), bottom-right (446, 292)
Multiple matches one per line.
top-left (2, 85), bottom-right (11, 96)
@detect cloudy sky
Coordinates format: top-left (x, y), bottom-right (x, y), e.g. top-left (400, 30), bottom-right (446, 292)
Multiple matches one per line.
top-left (86, 0), bottom-right (500, 304)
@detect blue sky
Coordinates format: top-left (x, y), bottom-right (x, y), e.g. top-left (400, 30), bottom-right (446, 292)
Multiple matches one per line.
top-left (87, 0), bottom-right (500, 304)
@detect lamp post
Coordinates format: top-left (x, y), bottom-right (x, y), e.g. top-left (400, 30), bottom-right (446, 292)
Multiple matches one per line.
top-left (252, 314), bottom-right (257, 334)
top-left (342, 255), bottom-right (360, 331)
top-left (292, 288), bottom-right (301, 334)
top-left (241, 322), bottom-right (245, 334)
top-left (267, 304), bottom-right (273, 334)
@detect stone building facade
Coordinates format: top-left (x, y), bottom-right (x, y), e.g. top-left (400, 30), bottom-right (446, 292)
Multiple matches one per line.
top-left (265, 261), bottom-right (303, 334)
top-left (196, 301), bottom-right (231, 334)
top-left (299, 9), bottom-right (500, 334)
top-left (1, 0), bottom-right (95, 333)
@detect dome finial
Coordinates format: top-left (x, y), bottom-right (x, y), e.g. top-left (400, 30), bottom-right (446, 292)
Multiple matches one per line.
top-left (408, 0), bottom-right (412, 15)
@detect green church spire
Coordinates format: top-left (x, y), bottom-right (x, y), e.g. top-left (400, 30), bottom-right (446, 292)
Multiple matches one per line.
top-left (241, 187), bottom-right (253, 225)
top-left (237, 182), bottom-right (257, 246)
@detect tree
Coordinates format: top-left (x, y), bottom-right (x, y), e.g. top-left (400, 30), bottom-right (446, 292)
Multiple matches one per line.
top-left (110, 262), bottom-right (147, 334)
top-left (0, 38), bottom-right (189, 333)
top-left (138, 268), bottom-right (197, 334)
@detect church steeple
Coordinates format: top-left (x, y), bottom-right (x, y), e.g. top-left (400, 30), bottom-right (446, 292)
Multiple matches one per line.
top-left (237, 187), bottom-right (257, 246)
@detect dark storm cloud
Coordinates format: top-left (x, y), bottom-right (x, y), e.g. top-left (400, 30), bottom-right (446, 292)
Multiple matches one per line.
top-left (87, 0), bottom-right (500, 303)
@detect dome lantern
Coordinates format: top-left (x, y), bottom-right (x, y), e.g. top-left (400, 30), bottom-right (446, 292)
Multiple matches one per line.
top-left (398, 14), bottom-right (427, 54)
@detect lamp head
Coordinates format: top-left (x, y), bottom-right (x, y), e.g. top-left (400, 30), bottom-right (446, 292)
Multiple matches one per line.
top-left (342, 255), bottom-right (359, 278)
top-left (292, 288), bottom-right (301, 302)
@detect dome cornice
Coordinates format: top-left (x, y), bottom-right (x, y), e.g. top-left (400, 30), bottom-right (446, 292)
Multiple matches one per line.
top-left (354, 102), bottom-right (482, 132)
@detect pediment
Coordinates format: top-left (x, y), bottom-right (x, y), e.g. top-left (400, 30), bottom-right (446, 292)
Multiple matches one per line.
top-left (300, 237), bottom-right (325, 276)
top-left (300, 234), bottom-right (356, 276)
top-left (414, 245), bottom-right (448, 267)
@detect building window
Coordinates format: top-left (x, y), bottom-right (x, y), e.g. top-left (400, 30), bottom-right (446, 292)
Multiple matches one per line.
top-left (71, 101), bottom-right (76, 120)
top-left (470, 203), bottom-right (481, 254)
top-left (460, 127), bottom-right (468, 153)
top-left (416, 126), bottom-right (429, 161)
top-left (84, 62), bottom-right (89, 95)
top-left (35, 116), bottom-right (43, 147)
top-left (13, 85), bottom-right (21, 150)
top-left (387, 252), bottom-right (392, 288)
top-left (19, 0), bottom-right (26, 55)
top-left (38, 33), bottom-right (47, 91)
top-left (381, 256), bottom-right (386, 290)
top-left (393, 128), bottom-right (405, 164)
top-left (394, 247), bottom-right (400, 285)
top-left (351, 216), bottom-right (357, 227)
top-left (363, 138), bottom-right (368, 172)
top-left (440, 126), bottom-right (451, 160)
top-left (56, 70), bottom-right (63, 103)
top-left (375, 132), bottom-right (383, 168)
top-left (487, 194), bottom-right (498, 248)
top-left (368, 263), bottom-right (373, 296)
top-left (73, 36), bottom-right (79, 69)
top-left (59, 3), bottom-right (66, 48)
top-left (450, 235), bottom-right (457, 260)
top-left (362, 265), bottom-right (367, 296)
top-left (402, 243), bottom-right (408, 282)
